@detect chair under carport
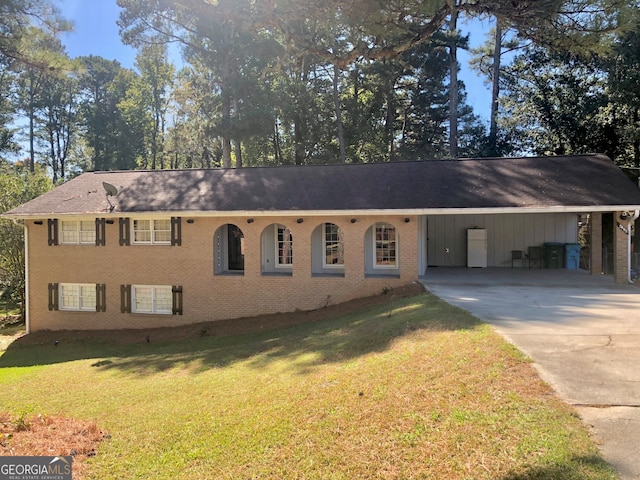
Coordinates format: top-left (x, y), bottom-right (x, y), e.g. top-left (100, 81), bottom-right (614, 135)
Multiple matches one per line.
top-left (528, 246), bottom-right (543, 268)
top-left (511, 250), bottom-right (527, 268)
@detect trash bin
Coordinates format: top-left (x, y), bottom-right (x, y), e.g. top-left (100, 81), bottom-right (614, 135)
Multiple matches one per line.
top-left (544, 242), bottom-right (564, 269)
top-left (564, 243), bottom-right (582, 270)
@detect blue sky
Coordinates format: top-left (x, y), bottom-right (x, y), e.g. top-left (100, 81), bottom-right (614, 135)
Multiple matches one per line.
top-left (58, 0), bottom-right (492, 121)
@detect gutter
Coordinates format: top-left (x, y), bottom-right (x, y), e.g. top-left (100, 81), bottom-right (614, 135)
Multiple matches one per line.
top-left (6, 204), bottom-right (640, 221)
top-left (11, 219), bottom-right (29, 334)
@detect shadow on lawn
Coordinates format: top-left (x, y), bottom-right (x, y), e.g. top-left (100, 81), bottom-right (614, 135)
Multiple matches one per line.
top-left (500, 455), bottom-right (616, 480)
top-left (0, 292), bottom-right (480, 375)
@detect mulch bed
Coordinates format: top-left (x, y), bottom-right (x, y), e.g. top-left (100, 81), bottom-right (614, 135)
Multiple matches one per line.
top-left (0, 413), bottom-right (107, 479)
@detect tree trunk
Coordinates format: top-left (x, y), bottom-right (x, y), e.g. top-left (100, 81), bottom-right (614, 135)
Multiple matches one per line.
top-left (333, 62), bottom-right (346, 164)
top-left (384, 72), bottom-right (395, 162)
top-left (234, 140), bottom-right (242, 168)
top-left (233, 98), bottom-right (242, 168)
top-left (221, 86), bottom-right (232, 168)
top-left (448, 10), bottom-right (459, 158)
top-left (634, 108), bottom-right (640, 168)
top-left (273, 117), bottom-right (282, 164)
top-left (488, 20), bottom-right (502, 156)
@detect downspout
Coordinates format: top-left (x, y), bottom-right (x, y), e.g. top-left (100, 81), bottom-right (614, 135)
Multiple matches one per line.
top-left (12, 219), bottom-right (29, 334)
top-left (628, 210), bottom-right (640, 284)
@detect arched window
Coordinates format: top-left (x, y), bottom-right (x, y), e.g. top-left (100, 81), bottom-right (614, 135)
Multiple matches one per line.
top-left (364, 222), bottom-right (400, 277)
top-left (311, 223), bottom-right (345, 276)
top-left (261, 224), bottom-right (293, 276)
top-left (214, 224), bottom-right (245, 275)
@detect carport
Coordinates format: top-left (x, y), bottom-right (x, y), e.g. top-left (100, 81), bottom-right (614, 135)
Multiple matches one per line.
top-left (413, 154), bottom-right (640, 284)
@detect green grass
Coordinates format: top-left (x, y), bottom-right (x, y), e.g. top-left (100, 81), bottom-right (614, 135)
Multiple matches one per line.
top-left (0, 295), bottom-right (20, 317)
top-left (0, 291), bottom-right (617, 480)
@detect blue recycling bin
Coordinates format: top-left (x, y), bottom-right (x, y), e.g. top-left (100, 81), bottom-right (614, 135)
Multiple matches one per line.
top-left (564, 243), bottom-right (582, 270)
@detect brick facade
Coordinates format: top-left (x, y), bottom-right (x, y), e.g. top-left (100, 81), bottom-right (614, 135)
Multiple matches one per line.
top-left (614, 211), bottom-right (632, 284)
top-left (590, 212), bottom-right (603, 275)
top-left (27, 214), bottom-right (418, 331)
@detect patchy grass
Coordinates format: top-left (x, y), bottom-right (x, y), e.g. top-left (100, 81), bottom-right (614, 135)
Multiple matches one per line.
top-left (0, 288), bottom-right (616, 480)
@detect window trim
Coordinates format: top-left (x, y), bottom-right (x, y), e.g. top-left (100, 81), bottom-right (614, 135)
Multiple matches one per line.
top-left (372, 223), bottom-right (398, 269)
top-left (131, 285), bottom-right (174, 314)
top-left (59, 283), bottom-right (97, 312)
top-left (322, 223), bottom-right (344, 269)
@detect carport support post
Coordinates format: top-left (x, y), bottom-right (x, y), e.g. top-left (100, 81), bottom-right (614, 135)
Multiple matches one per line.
top-left (590, 212), bottom-right (603, 275)
top-left (614, 211), bottom-right (630, 284)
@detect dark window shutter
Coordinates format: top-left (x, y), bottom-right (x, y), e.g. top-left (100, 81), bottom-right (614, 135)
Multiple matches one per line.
top-left (120, 284), bottom-right (131, 313)
top-left (96, 284), bottom-right (106, 312)
top-left (171, 217), bottom-right (182, 246)
top-left (95, 218), bottom-right (106, 246)
top-left (47, 219), bottom-right (58, 246)
top-left (119, 218), bottom-right (130, 246)
top-left (172, 285), bottom-right (183, 315)
top-left (48, 283), bottom-right (59, 311)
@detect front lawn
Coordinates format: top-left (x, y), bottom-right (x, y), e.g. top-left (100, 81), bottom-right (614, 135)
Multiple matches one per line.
top-left (0, 287), bottom-right (616, 479)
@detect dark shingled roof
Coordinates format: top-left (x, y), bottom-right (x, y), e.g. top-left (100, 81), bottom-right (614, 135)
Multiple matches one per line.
top-left (6, 154), bottom-right (640, 217)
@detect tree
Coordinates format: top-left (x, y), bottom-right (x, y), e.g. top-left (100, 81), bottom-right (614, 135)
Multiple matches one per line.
top-left (395, 35), bottom-right (454, 160)
top-left (255, 0), bottom-right (633, 66)
top-left (603, 17), bottom-right (640, 166)
top-left (164, 66), bottom-right (225, 169)
top-left (37, 59), bottom-right (79, 182)
top-left (134, 42), bottom-right (174, 169)
top-left (469, 23), bottom-right (522, 156)
top-left (0, 56), bottom-right (18, 156)
top-left (0, 0), bottom-right (64, 65)
top-left (119, 0), bottom-right (278, 168)
top-left (77, 55), bottom-right (143, 171)
top-left (447, 9), bottom-right (460, 158)
top-left (500, 46), bottom-right (617, 158)
top-left (13, 26), bottom-right (70, 173)
top-left (0, 162), bottom-right (51, 312)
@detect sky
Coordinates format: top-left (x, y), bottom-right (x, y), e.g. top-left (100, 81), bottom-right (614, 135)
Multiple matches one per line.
top-left (57, 0), bottom-right (493, 121)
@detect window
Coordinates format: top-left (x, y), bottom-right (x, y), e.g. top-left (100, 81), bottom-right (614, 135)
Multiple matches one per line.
top-left (49, 283), bottom-right (105, 311)
top-left (132, 285), bottom-right (173, 314)
top-left (60, 220), bottom-right (95, 245)
top-left (60, 283), bottom-right (96, 311)
top-left (276, 224), bottom-right (293, 266)
top-left (323, 223), bottom-right (344, 267)
top-left (374, 223), bottom-right (397, 268)
top-left (132, 219), bottom-right (171, 244)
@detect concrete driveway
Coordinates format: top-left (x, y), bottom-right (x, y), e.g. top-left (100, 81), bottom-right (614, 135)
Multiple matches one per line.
top-left (423, 268), bottom-right (640, 480)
